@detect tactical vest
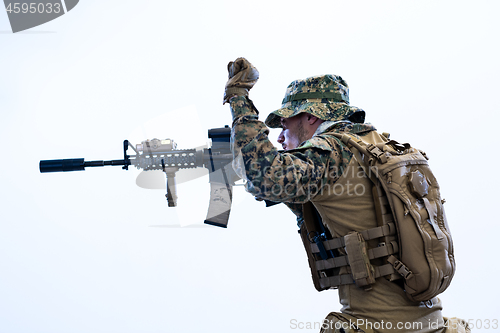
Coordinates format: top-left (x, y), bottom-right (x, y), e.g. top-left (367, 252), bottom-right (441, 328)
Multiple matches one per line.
top-left (299, 129), bottom-right (455, 302)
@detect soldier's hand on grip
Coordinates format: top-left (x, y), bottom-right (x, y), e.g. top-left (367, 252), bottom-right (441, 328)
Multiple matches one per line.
top-left (223, 57), bottom-right (259, 104)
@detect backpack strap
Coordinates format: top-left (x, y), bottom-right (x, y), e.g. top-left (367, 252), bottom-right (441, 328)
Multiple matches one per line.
top-left (332, 131), bottom-right (402, 282)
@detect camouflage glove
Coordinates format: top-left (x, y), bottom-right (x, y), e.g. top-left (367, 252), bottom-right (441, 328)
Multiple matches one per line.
top-left (223, 57), bottom-right (259, 104)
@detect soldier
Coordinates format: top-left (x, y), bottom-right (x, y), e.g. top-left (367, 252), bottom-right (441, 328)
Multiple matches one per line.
top-left (223, 58), bottom-right (469, 333)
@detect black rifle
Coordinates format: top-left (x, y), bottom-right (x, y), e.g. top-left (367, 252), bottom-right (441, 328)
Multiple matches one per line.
top-left (39, 126), bottom-right (239, 228)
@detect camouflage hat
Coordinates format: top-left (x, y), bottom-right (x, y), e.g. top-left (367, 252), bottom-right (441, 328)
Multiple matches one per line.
top-left (265, 74), bottom-right (365, 128)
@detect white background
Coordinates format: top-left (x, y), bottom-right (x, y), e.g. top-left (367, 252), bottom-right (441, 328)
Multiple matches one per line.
top-left (1, 1), bottom-right (498, 332)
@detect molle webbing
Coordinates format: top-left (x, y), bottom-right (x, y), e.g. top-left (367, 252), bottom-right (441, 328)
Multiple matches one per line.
top-left (319, 264), bottom-right (397, 290)
top-left (310, 223), bottom-right (399, 289)
top-left (310, 223), bottom-right (396, 253)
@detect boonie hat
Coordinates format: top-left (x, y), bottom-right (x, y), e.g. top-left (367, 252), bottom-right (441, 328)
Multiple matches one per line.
top-left (265, 74), bottom-right (365, 128)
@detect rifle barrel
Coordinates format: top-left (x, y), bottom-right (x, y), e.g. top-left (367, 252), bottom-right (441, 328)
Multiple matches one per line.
top-left (39, 158), bottom-right (129, 173)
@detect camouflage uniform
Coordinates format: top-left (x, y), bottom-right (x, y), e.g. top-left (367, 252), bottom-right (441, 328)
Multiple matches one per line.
top-left (229, 75), bottom-right (456, 333)
top-left (230, 75), bottom-right (371, 222)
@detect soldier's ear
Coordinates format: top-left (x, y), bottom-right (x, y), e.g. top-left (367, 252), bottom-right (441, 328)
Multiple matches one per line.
top-left (306, 114), bottom-right (321, 125)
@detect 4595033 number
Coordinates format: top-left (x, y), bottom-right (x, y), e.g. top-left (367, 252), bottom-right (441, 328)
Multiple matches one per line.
top-left (465, 319), bottom-right (498, 330)
top-left (5, 2), bottom-right (62, 14)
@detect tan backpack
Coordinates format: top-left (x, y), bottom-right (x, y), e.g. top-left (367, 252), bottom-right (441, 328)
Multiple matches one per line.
top-left (300, 131), bottom-right (455, 302)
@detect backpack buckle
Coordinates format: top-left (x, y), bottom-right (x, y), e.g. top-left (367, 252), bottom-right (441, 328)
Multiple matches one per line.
top-left (366, 144), bottom-right (387, 163)
top-left (388, 256), bottom-right (414, 280)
